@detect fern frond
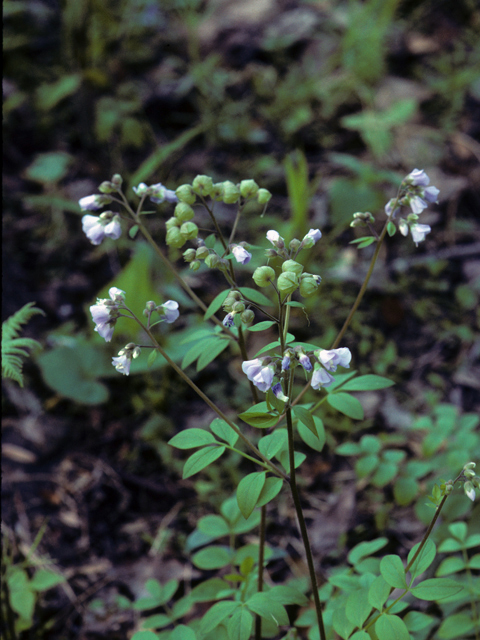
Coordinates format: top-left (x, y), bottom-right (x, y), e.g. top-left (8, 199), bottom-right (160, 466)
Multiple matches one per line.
top-left (2, 302), bottom-right (44, 387)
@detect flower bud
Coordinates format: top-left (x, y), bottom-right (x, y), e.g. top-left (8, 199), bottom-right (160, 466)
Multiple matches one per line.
top-left (233, 301), bottom-right (245, 314)
top-left (180, 221), bottom-right (198, 240)
top-left (241, 309), bottom-right (255, 325)
top-left (253, 266), bottom-right (275, 287)
top-left (205, 254), bottom-right (220, 269)
top-left (195, 245), bottom-right (209, 260)
top-left (99, 181), bottom-right (115, 193)
top-left (174, 202), bottom-right (195, 222)
top-left (146, 301), bottom-right (157, 311)
top-left (277, 271), bottom-right (299, 294)
top-left (166, 226), bottom-right (186, 248)
top-left (265, 248), bottom-right (278, 258)
top-left (222, 181), bottom-right (240, 204)
top-left (111, 174), bottom-right (123, 188)
top-left (192, 174), bottom-right (214, 197)
top-left (299, 275), bottom-right (319, 297)
top-left (132, 346), bottom-right (142, 359)
top-left (175, 184), bottom-right (196, 205)
top-left (257, 188), bottom-right (272, 205)
top-left (282, 260), bottom-right (303, 276)
top-left (189, 260), bottom-right (201, 271)
top-left (183, 248), bottom-right (197, 262)
top-left (240, 179), bottom-right (259, 199)
top-left (289, 238), bottom-right (301, 252)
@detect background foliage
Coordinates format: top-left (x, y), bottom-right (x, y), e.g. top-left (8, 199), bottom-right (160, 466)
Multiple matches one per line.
top-left (2, 0), bottom-right (479, 638)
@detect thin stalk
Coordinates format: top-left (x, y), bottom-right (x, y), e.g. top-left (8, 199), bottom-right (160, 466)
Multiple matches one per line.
top-left (255, 506), bottom-right (266, 640)
top-left (285, 407), bottom-right (326, 640)
top-left (126, 308), bottom-right (289, 482)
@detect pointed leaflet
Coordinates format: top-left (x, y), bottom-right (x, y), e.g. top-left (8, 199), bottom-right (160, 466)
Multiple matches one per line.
top-left (380, 555), bottom-right (407, 589)
top-left (293, 405), bottom-right (316, 435)
top-left (199, 600), bottom-right (240, 635)
top-left (182, 446), bottom-right (226, 478)
top-left (327, 392), bottom-right (364, 419)
top-left (410, 578), bottom-right (464, 601)
top-left (227, 605), bottom-right (253, 640)
top-left (169, 428), bottom-right (217, 449)
top-left (209, 418), bottom-right (238, 446)
top-left (237, 472), bottom-right (266, 519)
top-left (375, 614), bottom-right (410, 640)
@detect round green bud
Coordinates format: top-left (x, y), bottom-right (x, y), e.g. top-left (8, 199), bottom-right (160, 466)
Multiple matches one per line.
top-left (205, 254), bottom-right (220, 269)
top-left (146, 300), bottom-right (157, 311)
top-left (99, 210), bottom-right (114, 220)
top-left (277, 271), bottom-right (299, 294)
top-left (211, 183), bottom-right (224, 200)
top-left (192, 174), bottom-right (214, 197)
top-left (189, 260), bottom-right (201, 271)
top-left (233, 301), bottom-right (245, 314)
top-left (253, 266), bottom-right (275, 287)
top-left (282, 260), bottom-right (303, 276)
top-left (174, 202), bottom-right (195, 222)
top-left (299, 276), bottom-right (318, 297)
top-left (175, 184), bottom-right (196, 205)
top-left (180, 221), bottom-right (198, 240)
top-left (111, 174), bottom-right (123, 187)
top-left (289, 238), bottom-right (301, 252)
top-left (166, 216), bottom-right (180, 229)
top-left (99, 181), bottom-right (115, 194)
top-left (222, 181), bottom-right (240, 204)
top-left (240, 179), bottom-right (259, 199)
top-left (241, 309), bottom-right (255, 325)
top-left (183, 248), bottom-right (196, 262)
top-left (166, 226), bottom-right (186, 248)
top-left (195, 245), bottom-right (209, 260)
top-left (257, 188), bottom-right (272, 205)
top-left (265, 248), bottom-right (277, 258)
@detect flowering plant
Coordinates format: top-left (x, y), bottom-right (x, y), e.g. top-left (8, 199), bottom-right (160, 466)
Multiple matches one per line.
top-left (77, 168), bottom-right (478, 640)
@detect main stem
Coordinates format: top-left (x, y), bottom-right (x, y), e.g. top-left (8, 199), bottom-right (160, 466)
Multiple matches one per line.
top-left (285, 407), bottom-right (327, 640)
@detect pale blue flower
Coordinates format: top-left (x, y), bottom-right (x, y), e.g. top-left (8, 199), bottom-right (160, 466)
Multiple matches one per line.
top-left (231, 245), bottom-right (252, 265)
top-left (242, 358), bottom-right (275, 392)
top-left (311, 366), bottom-right (334, 389)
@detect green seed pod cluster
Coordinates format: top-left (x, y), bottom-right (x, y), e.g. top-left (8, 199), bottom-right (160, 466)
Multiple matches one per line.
top-left (223, 290), bottom-right (243, 312)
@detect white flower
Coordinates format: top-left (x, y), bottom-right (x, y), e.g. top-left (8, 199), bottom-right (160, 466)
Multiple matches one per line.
top-left (408, 195), bottom-right (429, 215)
top-left (242, 358), bottom-right (275, 392)
top-left (385, 198), bottom-right (400, 218)
top-left (302, 228), bottom-right (322, 248)
top-left (464, 481), bottom-right (476, 502)
top-left (108, 287), bottom-right (126, 301)
top-left (311, 367), bottom-right (334, 389)
top-left (272, 382), bottom-right (289, 403)
top-left (82, 213), bottom-right (122, 245)
top-left (104, 217), bottom-right (122, 240)
top-left (223, 312), bottom-right (235, 327)
top-left (423, 186), bottom-right (439, 203)
top-left (410, 223), bottom-right (431, 246)
top-left (406, 169), bottom-right (430, 187)
top-left (231, 245), bottom-right (252, 265)
top-left (82, 215), bottom-right (107, 245)
top-left (89, 288), bottom-right (125, 342)
top-left (316, 348), bottom-right (351, 372)
top-left (112, 354), bottom-right (131, 375)
top-left (161, 300), bottom-right (179, 323)
top-left (266, 230), bottom-right (284, 248)
top-left (398, 219), bottom-right (409, 236)
top-left (79, 194), bottom-right (108, 211)
top-left (133, 183), bottom-right (149, 196)
top-left (298, 353), bottom-right (312, 372)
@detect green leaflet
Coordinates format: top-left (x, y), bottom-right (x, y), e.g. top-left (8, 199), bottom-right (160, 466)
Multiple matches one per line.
top-left (375, 613), bottom-right (410, 640)
top-left (169, 428), bottom-right (217, 449)
top-left (236, 472), bottom-right (266, 519)
top-left (182, 446), bottom-right (226, 478)
top-left (327, 392), bottom-right (364, 419)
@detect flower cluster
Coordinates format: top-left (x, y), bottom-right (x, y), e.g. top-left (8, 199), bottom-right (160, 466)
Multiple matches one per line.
top-left (242, 346), bottom-right (352, 396)
top-left (90, 287), bottom-right (126, 342)
top-left (82, 212), bottom-right (122, 245)
top-left (221, 290), bottom-right (254, 328)
top-left (112, 343), bottom-right (141, 376)
top-left (384, 168), bottom-right (439, 246)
